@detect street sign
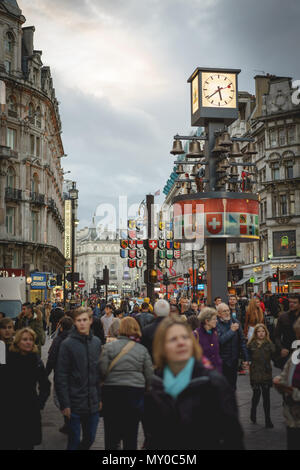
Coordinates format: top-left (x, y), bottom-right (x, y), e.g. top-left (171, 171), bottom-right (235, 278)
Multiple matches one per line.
top-left (78, 280), bottom-right (86, 288)
top-left (176, 277), bottom-right (184, 286)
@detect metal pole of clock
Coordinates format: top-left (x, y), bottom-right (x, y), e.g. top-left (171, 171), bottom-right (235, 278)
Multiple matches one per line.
top-left (206, 121), bottom-right (228, 305)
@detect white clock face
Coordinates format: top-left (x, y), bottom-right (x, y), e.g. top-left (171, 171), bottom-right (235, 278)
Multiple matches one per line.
top-left (201, 72), bottom-right (237, 108)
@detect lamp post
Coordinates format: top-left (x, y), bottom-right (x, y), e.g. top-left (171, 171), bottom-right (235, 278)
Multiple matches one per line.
top-left (68, 181), bottom-right (78, 304)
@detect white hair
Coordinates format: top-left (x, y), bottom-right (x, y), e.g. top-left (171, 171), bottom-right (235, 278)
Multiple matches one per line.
top-left (154, 299), bottom-right (170, 317)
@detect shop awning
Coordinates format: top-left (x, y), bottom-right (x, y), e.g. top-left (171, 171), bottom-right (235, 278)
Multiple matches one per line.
top-left (254, 274), bottom-right (270, 285)
top-left (234, 276), bottom-right (251, 286)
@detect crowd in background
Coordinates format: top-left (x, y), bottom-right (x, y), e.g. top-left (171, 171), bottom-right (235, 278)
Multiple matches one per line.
top-left (0, 290), bottom-right (299, 450)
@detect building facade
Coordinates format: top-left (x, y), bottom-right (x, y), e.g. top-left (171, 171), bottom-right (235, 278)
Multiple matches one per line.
top-left (0, 0), bottom-right (65, 279)
top-left (227, 74), bottom-right (300, 294)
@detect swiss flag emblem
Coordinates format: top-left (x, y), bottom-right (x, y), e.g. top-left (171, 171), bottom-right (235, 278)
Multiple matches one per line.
top-left (206, 214), bottom-right (223, 235)
top-left (148, 240), bottom-right (158, 250)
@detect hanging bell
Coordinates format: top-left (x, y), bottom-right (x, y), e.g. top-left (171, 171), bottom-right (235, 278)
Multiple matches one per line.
top-left (218, 157), bottom-right (230, 169)
top-left (230, 141), bottom-right (242, 157)
top-left (186, 140), bottom-right (203, 158)
top-left (219, 132), bottom-right (232, 147)
top-left (212, 136), bottom-right (228, 153)
top-left (170, 140), bottom-right (185, 155)
top-left (247, 142), bottom-right (257, 154)
top-left (175, 164), bottom-right (185, 175)
top-left (176, 181), bottom-right (181, 189)
top-left (229, 165), bottom-right (238, 176)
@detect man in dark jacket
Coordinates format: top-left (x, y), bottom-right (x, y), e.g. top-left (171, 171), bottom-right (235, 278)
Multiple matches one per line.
top-left (185, 301), bottom-right (199, 318)
top-left (217, 303), bottom-right (249, 391)
top-left (56, 307), bottom-right (102, 450)
top-left (135, 303), bottom-right (154, 329)
top-left (141, 300), bottom-right (170, 359)
top-left (274, 295), bottom-right (300, 369)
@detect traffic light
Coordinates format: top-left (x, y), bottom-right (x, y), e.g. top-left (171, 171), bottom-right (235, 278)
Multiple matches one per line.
top-left (56, 274), bottom-right (62, 286)
top-left (149, 269), bottom-right (158, 284)
top-left (163, 273), bottom-right (170, 285)
top-left (272, 272), bottom-right (278, 282)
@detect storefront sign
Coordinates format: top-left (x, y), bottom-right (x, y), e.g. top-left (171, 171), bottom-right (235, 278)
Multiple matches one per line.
top-left (31, 273), bottom-right (47, 289)
top-left (0, 269), bottom-right (25, 277)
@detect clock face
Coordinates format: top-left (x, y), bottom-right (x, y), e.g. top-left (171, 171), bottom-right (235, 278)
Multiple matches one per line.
top-left (201, 72), bottom-right (237, 108)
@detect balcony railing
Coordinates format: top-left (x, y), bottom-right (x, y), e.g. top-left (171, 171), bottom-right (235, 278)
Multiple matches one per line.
top-left (5, 187), bottom-right (22, 201)
top-left (30, 192), bottom-right (45, 205)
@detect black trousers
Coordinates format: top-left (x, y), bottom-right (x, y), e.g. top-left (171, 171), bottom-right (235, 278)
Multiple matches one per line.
top-left (102, 386), bottom-right (144, 450)
top-left (287, 427), bottom-right (300, 450)
top-left (222, 363), bottom-right (238, 391)
top-left (251, 384), bottom-right (272, 421)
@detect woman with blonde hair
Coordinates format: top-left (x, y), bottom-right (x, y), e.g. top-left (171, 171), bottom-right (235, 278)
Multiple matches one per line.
top-left (145, 316), bottom-right (244, 450)
top-left (2, 328), bottom-right (50, 450)
top-left (99, 317), bottom-right (153, 450)
top-left (247, 323), bottom-right (276, 428)
top-left (244, 297), bottom-right (265, 340)
top-left (194, 307), bottom-right (222, 373)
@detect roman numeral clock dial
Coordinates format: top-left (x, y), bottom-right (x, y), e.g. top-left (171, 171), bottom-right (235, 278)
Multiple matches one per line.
top-left (201, 72), bottom-right (237, 108)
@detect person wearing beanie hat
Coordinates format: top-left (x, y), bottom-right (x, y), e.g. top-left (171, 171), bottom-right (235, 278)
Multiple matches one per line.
top-left (141, 300), bottom-right (170, 359)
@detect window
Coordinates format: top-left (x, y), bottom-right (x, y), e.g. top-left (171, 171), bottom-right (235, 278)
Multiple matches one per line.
top-left (36, 107), bottom-right (41, 128)
top-left (290, 194), bottom-right (295, 215)
top-left (280, 195), bottom-right (287, 215)
top-left (36, 137), bottom-right (40, 157)
top-left (28, 103), bottom-right (35, 124)
top-left (5, 32), bottom-right (14, 53)
top-left (278, 128), bottom-right (286, 146)
top-left (286, 162), bottom-right (293, 179)
top-left (288, 126), bottom-right (296, 144)
top-left (6, 207), bottom-right (14, 234)
top-left (272, 163), bottom-right (280, 180)
top-left (31, 174), bottom-right (39, 193)
top-left (7, 95), bottom-right (17, 117)
top-left (264, 200), bottom-right (267, 219)
top-left (31, 211), bottom-right (39, 241)
top-left (30, 135), bottom-right (35, 155)
top-left (4, 60), bottom-right (11, 74)
top-left (12, 250), bottom-right (20, 269)
top-left (6, 167), bottom-right (15, 188)
top-left (269, 129), bottom-right (277, 147)
top-left (7, 128), bottom-right (17, 149)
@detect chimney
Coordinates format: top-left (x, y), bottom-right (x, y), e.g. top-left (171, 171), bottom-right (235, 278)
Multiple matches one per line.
top-left (22, 26), bottom-right (35, 56)
top-left (252, 75), bottom-right (272, 119)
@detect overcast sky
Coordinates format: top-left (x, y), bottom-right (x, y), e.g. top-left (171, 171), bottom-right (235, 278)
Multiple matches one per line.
top-left (18, 0), bottom-right (300, 229)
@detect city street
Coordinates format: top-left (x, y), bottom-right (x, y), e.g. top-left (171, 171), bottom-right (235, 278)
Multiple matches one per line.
top-left (36, 339), bottom-right (286, 451)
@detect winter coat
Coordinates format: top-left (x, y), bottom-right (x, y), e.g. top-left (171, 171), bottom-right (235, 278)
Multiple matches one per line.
top-left (49, 308), bottom-right (65, 334)
top-left (2, 351), bottom-right (50, 449)
top-left (194, 325), bottom-right (222, 373)
top-left (275, 357), bottom-right (300, 428)
top-left (217, 318), bottom-right (249, 367)
top-left (45, 329), bottom-right (70, 377)
top-left (274, 310), bottom-right (300, 367)
top-left (15, 313), bottom-right (45, 355)
top-left (141, 316), bottom-right (165, 359)
top-left (135, 311), bottom-right (155, 329)
top-left (99, 336), bottom-right (153, 389)
top-left (144, 360), bottom-right (244, 450)
top-left (91, 317), bottom-right (106, 345)
top-left (55, 326), bottom-right (102, 415)
top-left (247, 340), bottom-right (276, 386)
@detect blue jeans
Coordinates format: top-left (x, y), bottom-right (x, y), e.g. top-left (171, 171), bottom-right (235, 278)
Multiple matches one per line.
top-left (67, 412), bottom-right (99, 450)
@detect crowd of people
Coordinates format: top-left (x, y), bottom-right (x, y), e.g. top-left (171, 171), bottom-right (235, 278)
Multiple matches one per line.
top-left (0, 291), bottom-right (299, 450)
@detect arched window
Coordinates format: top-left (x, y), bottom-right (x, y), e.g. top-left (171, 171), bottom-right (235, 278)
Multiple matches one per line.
top-left (28, 102), bottom-right (35, 123)
top-left (7, 95), bottom-right (17, 117)
top-left (36, 106), bottom-right (42, 128)
top-left (6, 167), bottom-right (15, 188)
top-left (5, 32), bottom-right (14, 54)
top-left (31, 173), bottom-right (39, 194)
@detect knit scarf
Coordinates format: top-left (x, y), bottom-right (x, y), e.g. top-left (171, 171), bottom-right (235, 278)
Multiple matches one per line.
top-left (163, 357), bottom-right (195, 399)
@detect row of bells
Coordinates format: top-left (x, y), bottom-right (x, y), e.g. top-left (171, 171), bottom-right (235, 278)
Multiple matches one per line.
top-left (170, 133), bottom-right (257, 157)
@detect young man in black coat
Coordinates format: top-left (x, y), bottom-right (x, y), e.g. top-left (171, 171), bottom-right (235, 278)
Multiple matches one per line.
top-left (56, 307), bottom-right (102, 450)
top-left (274, 295), bottom-right (300, 369)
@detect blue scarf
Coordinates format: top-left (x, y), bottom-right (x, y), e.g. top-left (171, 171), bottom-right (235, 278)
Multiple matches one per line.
top-left (163, 357), bottom-right (195, 399)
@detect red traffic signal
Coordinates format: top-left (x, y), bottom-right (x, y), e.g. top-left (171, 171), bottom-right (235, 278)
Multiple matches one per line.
top-left (272, 273), bottom-right (278, 282)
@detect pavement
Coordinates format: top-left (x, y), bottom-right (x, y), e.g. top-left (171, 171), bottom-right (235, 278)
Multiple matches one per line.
top-left (36, 337), bottom-right (287, 451)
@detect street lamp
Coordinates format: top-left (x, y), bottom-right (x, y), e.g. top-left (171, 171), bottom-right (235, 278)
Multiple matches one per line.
top-left (69, 181), bottom-right (79, 304)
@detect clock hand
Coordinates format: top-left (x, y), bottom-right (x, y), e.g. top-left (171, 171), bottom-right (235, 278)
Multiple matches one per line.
top-left (218, 87), bottom-right (223, 100)
top-left (207, 86), bottom-right (224, 99)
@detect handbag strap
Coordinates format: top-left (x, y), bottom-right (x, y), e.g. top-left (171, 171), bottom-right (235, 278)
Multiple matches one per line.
top-left (107, 341), bottom-right (136, 375)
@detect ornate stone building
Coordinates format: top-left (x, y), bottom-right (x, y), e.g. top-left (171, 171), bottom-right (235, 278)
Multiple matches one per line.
top-left (76, 223), bottom-right (138, 296)
top-left (228, 74), bottom-right (300, 294)
top-left (0, 0), bottom-right (65, 277)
